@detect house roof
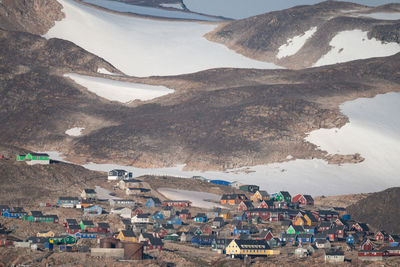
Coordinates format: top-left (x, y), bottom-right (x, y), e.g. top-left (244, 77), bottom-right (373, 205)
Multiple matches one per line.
top-left (325, 249), bottom-right (344, 256)
top-left (30, 211), bottom-right (43, 217)
top-left (221, 194), bottom-right (247, 200)
top-left (59, 196), bottom-right (79, 201)
top-left (149, 236), bottom-right (164, 246)
top-left (234, 239), bottom-right (270, 249)
top-left (30, 153), bottom-right (49, 157)
top-left (279, 191), bottom-right (291, 198)
top-left (97, 223), bottom-right (110, 228)
top-left (66, 219), bottom-right (78, 225)
top-left (303, 195), bottom-right (314, 202)
top-left (84, 189), bottom-right (96, 194)
top-left (121, 230), bottom-right (136, 237)
top-left (81, 220), bottom-right (94, 225)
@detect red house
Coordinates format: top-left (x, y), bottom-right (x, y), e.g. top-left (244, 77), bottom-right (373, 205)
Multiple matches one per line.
top-left (388, 235), bottom-right (400, 244)
top-left (153, 228), bottom-right (168, 238)
top-left (258, 200), bottom-right (273, 209)
top-left (201, 225), bottom-right (213, 236)
top-left (257, 230), bottom-right (273, 241)
top-left (358, 250), bottom-right (388, 260)
top-left (132, 208), bottom-right (143, 216)
top-left (146, 237), bottom-right (163, 251)
top-left (353, 223), bottom-right (369, 233)
top-left (66, 225), bottom-right (81, 234)
top-left (97, 223), bottom-right (110, 234)
top-left (361, 239), bottom-right (374, 251)
top-left (238, 201), bottom-right (254, 212)
top-left (162, 200), bottom-right (191, 207)
top-left (375, 231), bottom-right (389, 242)
top-left (292, 194), bottom-right (314, 206)
top-left (179, 210), bottom-right (191, 220)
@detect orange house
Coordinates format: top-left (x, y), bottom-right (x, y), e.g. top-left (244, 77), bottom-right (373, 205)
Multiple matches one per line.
top-left (220, 194), bottom-right (248, 205)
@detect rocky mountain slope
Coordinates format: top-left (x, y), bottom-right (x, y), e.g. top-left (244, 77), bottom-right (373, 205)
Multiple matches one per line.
top-left (0, 0), bottom-right (400, 171)
top-left (347, 187), bottom-right (400, 234)
top-left (0, 144), bottom-right (103, 205)
top-left (206, 1), bottom-right (400, 69)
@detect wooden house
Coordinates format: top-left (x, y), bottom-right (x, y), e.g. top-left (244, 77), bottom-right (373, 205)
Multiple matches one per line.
top-left (192, 235), bottom-right (216, 246)
top-left (193, 213), bottom-right (207, 223)
top-left (257, 230), bottom-right (274, 241)
top-left (257, 200), bottom-right (274, 209)
top-left (352, 223), bottom-right (370, 234)
top-left (118, 178), bottom-right (142, 190)
top-left (162, 206), bottom-right (173, 218)
top-left (97, 223), bottom-right (110, 234)
top-left (287, 225), bottom-right (305, 235)
top-left (162, 200), bottom-right (191, 208)
top-left (131, 214), bottom-right (150, 224)
top-left (178, 209), bottom-right (191, 220)
top-left (316, 210), bottom-right (339, 221)
top-left (109, 199), bottom-right (135, 207)
top-left (49, 235), bottom-right (76, 245)
top-left (66, 225), bottom-right (81, 235)
top-left (292, 194), bottom-right (314, 206)
top-left (238, 201), bottom-right (254, 212)
top-left (220, 194), bottom-right (248, 205)
top-left (221, 210), bottom-right (233, 220)
top-left (145, 237), bottom-right (164, 251)
top-left (358, 250), bottom-right (388, 261)
top-left (375, 231), bottom-right (389, 242)
top-left (225, 239), bottom-right (279, 257)
top-left (58, 197), bottom-right (79, 208)
top-left (75, 232), bottom-right (97, 239)
top-left (80, 220), bottom-right (95, 231)
top-left (36, 231), bottom-right (55, 238)
top-left (211, 238), bottom-right (232, 251)
top-left (272, 191), bottom-right (292, 202)
top-left (108, 169), bottom-right (132, 181)
top-left (251, 190), bottom-right (269, 202)
top-left (0, 205), bottom-right (10, 215)
top-left (316, 239), bottom-right (331, 249)
top-left (239, 184), bottom-right (260, 193)
top-left (17, 153), bottom-right (50, 165)
top-left (145, 198), bottom-right (161, 208)
top-left (212, 217), bottom-right (224, 228)
top-left (389, 235), bottom-right (400, 245)
top-left (325, 249), bottom-right (344, 263)
top-left (117, 230), bottom-right (137, 243)
top-left (2, 210), bottom-right (28, 218)
top-left (83, 205), bottom-right (102, 217)
top-left (167, 216), bottom-right (182, 226)
top-left (81, 189), bottom-right (96, 200)
top-left (361, 239), bottom-right (375, 251)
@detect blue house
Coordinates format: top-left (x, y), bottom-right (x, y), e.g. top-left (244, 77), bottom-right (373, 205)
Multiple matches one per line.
top-left (192, 235), bottom-right (215, 246)
top-left (58, 197), bottom-right (79, 208)
top-left (0, 205), bottom-right (10, 214)
top-left (209, 180), bottom-right (231, 186)
top-left (2, 211), bottom-right (27, 218)
top-left (281, 233), bottom-right (298, 244)
top-left (304, 226), bottom-right (317, 234)
top-left (193, 213), bottom-right (207, 223)
top-left (152, 211), bottom-right (164, 220)
top-left (298, 234), bottom-right (313, 243)
top-left (232, 225), bottom-right (251, 235)
top-left (168, 216), bottom-right (182, 226)
top-left (83, 205), bottom-right (102, 217)
top-left (233, 214), bottom-right (244, 221)
top-left (145, 198), bottom-right (161, 208)
top-left (75, 232), bottom-right (97, 239)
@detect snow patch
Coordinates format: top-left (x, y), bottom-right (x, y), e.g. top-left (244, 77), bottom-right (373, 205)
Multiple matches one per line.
top-left (286, 155), bottom-right (293, 160)
top-left (359, 12), bottom-right (400, 20)
top-left (314, 30), bottom-right (400, 67)
top-left (277, 27), bottom-right (317, 59)
top-left (158, 188), bottom-right (224, 209)
top-left (65, 127), bottom-right (84, 136)
top-left (45, 0), bottom-right (280, 77)
top-left (82, 0), bottom-right (217, 21)
top-left (97, 68), bottom-right (120, 76)
top-left (41, 93), bottom-right (400, 196)
top-left (160, 3), bottom-right (184, 10)
top-left (182, 0), bottom-right (397, 20)
top-left (65, 73), bottom-right (174, 103)
top-left (95, 186), bottom-right (121, 200)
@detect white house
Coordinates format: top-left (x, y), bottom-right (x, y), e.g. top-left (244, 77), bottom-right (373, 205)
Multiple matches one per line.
top-left (110, 207), bottom-right (132, 219)
top-left (131, 214), bottom-right (150, 224)
top-left (325, 250), bottom-right (345, 263)
top-left (229, 181), bottom-right (244, 189)
top-left (108, 169), bottom-right (132, 181)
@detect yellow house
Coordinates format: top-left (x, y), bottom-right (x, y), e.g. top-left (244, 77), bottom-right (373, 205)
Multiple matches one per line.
top-left (226, 239), bottom-right (280, 257)
top-left (221, 211), bottom-right (233, 220)
top-left (304, 213), bottom-right (319, 226)
top-left (294, 216), bottom-right (307, 226)
top-left (36, 231), bottom-right (55, 238)
top-left (250, 190), bottom-right (269, 202)
top-left (117, 230), bottom-right (137, 243)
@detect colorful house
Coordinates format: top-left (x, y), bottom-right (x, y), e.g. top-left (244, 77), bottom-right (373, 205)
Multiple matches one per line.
top-left (251, 190), bottom-right (269, 202)
top-left (75, 232), bottom-right (97, 239)
top-left (226, 239), bottom-right (280, 257)
top-left (239, 185), bottom-right (260, 193)
top-left (83, 205), bottom-right (102, 217)
top-left (193, 213), bottom-right (207, 223)
top-left (58, 197), bottom-right (79, 208)
top-left (145, 198), bottom-right (161, 208)
top-left (209, 180), bottom-right (231, 186)
top-left (292, 194), bottom-right (314, 206)
top-left (272, 191), bottom-right (292, 202)
top-left (192, 235), bottom-right (215, 246)
top-left (81, 189), bottom-right (97, 200)
top-left (238, 201), bottom-right (254, 212)
top-left (117, 230), bottom-right (137, 243)
top-left (287, 225), bottom-right (305, 235)
top-left (162, 200), bottom-right (191, 207)
top-left (80, 220), bottom-right (95, 231)
top-left (220, 194), bottom-right (248, 205)
top-left (37, 231), bottom-right (55, 238)
top-left (167, 216), bottom-right (182, 226)
top-left (17, 153), bottom-right (50, 165)
top-left (178, 209), bottom-right (191, 220)
top-left (2, 210), bottom-right (27, 218)
top-left (49, 235), bottom-right (76, 245)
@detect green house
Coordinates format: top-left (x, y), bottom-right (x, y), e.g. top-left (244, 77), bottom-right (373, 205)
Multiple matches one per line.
top-left (50, 235), bottom-right (76, 245)
top-left (286, 225), bottom-right (305, 235)
top-left (164, 234), bottom-right (179, 242)
top-left (17, 153), bottom-right (50, 165)
top-left (80, 220), bottom-right (95, 230)
top-left (273, 191), bottom-right (292, 202)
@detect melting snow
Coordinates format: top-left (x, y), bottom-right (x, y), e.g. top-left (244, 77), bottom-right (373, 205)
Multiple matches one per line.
top-left (276, 27), bottom-right (317, 59)
top-left (45, 0), bottom-right (280, 77)
top-left (314, 29), bottom-right (400, 67)
top-left (82, 0), bottom-right (217, 21)
top-left (158, 188), bottom-right (224, 209)
top-left (65, 127), bottom-right (85, 136)
top-left (45, 92), bottom-right (400, 196)
top-left (360, 12), bottom-right (400, 20)
top-left (97, 68), bottom-right (120, 76)
top-left (65, 73), bottom-right (174, 103)
top-left (160, 3), bottom-right (184, 10)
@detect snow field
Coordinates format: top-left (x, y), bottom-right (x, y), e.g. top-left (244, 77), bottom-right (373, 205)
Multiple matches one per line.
top-left (314, 30), bottom-right (400, 66)
top-left (277, 27), bottom-right (317, 59)
top-left (65, 73), bottom-right (174, 103)
top-left (158, 188), bottom-right (224, 209)
top-left (45, 0), bottom-right (279, 77)
top-left (65, 127), bottom-right (85, 136)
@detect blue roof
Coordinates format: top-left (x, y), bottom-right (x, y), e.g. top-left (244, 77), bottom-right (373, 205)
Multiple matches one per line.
top-left (209, 180), bottom-right (231, 186)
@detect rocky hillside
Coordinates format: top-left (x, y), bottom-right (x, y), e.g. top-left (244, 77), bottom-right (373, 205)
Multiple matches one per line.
top-left (206, 1), bottom-right (400, 69)
top-left (347, 187), bottom-right (400, 234)
top-left (0, 144), bottom-right (104, 205)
